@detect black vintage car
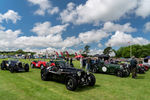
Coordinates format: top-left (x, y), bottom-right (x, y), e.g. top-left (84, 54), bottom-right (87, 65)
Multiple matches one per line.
top-left (0, 59), bottom-right (29, 73)
top-left (41, 60), bottom-right (96, 91)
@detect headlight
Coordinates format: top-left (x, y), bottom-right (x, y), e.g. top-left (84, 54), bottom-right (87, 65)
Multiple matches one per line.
top-left (120, 65), bottom-right (123, 69)
top-left (77, 71), bottom-right (81, 76)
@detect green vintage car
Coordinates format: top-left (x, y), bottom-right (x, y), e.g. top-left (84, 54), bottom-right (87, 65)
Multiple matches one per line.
top-left (89, 60), bottom-right (130, 77)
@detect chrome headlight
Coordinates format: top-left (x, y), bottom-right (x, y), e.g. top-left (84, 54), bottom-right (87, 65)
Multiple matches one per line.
top-left (120, 65), bottom-right (123, 69)
top-left (77, 71), bottom-right (81, 76)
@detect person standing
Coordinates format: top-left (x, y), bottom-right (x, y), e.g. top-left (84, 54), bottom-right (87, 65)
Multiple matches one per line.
top-left (86, 58), bottom-right (91, 73)
top-left (70, 57), bottom-right (74, 67)
top-left (80, 57), bottom-right (83, 69)
top-left (66, 57), bottom-right (69, 64)
top-left (130, 56), bottom-right (137, 78)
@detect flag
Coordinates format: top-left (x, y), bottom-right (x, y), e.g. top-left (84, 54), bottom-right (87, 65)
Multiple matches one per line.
top-left (66, 51), bottom-right (69, 57)
top-left (60, 52), bottom-right (63, 56)
top-left (75, 52), bottom-right (77, 56)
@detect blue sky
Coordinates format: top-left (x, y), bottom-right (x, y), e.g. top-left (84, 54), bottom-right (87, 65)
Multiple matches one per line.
top-left (0, 0), bottom-right (150, 54)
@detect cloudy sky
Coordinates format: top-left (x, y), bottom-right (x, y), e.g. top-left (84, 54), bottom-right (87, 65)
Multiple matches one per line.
top-left (0, 0), bottom-right (150, 53)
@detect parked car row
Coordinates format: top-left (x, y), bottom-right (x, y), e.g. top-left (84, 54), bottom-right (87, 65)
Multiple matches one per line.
top-left (1, 57), bottom-right (149, 91)
top-left (0, 59), bottom-right (95, 91)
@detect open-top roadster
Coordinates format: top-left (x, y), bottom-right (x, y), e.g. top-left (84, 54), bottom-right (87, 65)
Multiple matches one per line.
top-left (1, 59), bottom-right (29, 73)
top-left (89, 60), bottom-right (130, 77)
top-left (41, 60), bottom-right (96, 91)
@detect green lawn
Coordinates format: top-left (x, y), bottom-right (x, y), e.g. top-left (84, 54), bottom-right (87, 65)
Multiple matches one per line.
top-left (0, 59), bottom-right (150, 100)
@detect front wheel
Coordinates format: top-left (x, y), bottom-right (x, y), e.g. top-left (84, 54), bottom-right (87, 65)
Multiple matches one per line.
top-left (66, 76), bottom-right (77, 91)
top-left (88, 74), bottom-right (96, 86)
top-left (9, 67), bottom-right (14, 73)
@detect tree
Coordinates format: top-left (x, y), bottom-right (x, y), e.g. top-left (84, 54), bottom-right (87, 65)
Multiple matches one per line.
top-left (83, 45), bottom-right (90, 54)
top-left (116, 44), bottom-right (150, 58)
top-left (16, 49), bottom-right (25, 54)
top-left (103, 47), bottom-right (112, 55)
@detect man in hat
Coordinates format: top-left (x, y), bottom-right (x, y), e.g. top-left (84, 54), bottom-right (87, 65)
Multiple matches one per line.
top-left (130, 56), bottom-right (137, 78)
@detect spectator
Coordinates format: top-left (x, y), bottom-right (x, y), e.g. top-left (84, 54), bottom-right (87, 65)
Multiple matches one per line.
top-left (130, 56), bottom-right (137, 78)
top-left (70, 57), bottom-right (74, 67)
top-left (86, 58), bottom-right (91, 73)
top-left (80, 57), bottom-right (83, 68)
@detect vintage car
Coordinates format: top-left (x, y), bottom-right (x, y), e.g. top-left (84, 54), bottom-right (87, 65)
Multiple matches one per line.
top-left (89, 60), bottom-right (130, 77)
top-left (41, 60), bottom-right (96, 91)
top-left (138, 64), bottom-right (149, 71)
top-left (1, 60), bottom-right (9, 70)
top-left (1, 59), bottom-right (29, 73)
top-left (31, 61), bottom-right (47, 68)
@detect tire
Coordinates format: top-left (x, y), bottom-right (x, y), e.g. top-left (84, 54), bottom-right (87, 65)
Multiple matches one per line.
top-left (126, 71), bottom-right (130, 77)
top-left (88, 74), bottom-right (96, 86)
top-left (116, 70), bottom-right (123, 77)
top-left (1, 63), bottom-right (4, 70)
top-left (24, 64), bottom-right (29, 72)
top-left (9, 66), bottom-right (14, 73)
top-left (65, 76), bottom-right (77, 91)
top-left (92, 67), bottom-right (97, 73)
top-left (41, 68), bottom-right (49, 81)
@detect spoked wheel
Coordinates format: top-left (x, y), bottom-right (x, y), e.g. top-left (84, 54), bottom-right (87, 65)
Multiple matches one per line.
top-left (92, 67), bottom-right (97, 73)
top-left (41, 69), bottom-right (48, 81)
top-left (66, 76), bottom-right (77, 91)
top-left (24, 64), bottom-right (29, 72)
top-left (88, 74), bottom-right (96, 86)
top-left (1, 63), bottom-right (4, 70)
top-left (116, 70), bottom-right (123, 77)
top-left (9, 67), bottom-right (14, 73)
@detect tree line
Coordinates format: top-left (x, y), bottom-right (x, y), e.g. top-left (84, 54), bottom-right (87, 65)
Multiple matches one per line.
top-left (116, 44), bottom-right (150, 58)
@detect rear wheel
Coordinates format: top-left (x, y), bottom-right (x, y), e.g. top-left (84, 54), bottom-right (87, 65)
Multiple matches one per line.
top-left (66, 76), bottom-right (77, 91)
top-left (1, 63), bottom-right (4, 70)
top-left (24, 64), bottom-right (29, 72)
top-left (92, 67), bottom-right (97, 73)
top-left (116, 70), bottom-right (123, 77)
top-left (41, 68), bottom-right (49, 81)
top-left (88, 74), bottom-right (96, 86)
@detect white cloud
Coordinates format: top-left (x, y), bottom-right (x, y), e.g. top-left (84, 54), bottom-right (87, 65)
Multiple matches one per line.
top-left (60, 0), bottom-right (137, 25)
top-left (98, 43), bottom-right (102, 48)
top-left (0, 25), bottom-right (5, 30)
top-left (28, 0), bottom-right (59, 16)
top-left (31, 21), bottom-right (69, 36)
top-left (48, 7), bottom-right (59, 15)
top-left (106, 31), bottom-right (150, 47)
top-left (79, 29), bottom-right (109, 44)
top-left (0, 29), bottom-right (22, 48)
top-left (144, 22), bottom-right (150, 32)
top-left (102, 22), bottom-right (137, 33)
top-left (89, 49), bottom-right (103, 55)
top-left (136, 0), bottom-right (150, 18)
top-left (0, 10), bottom-right (21, 24)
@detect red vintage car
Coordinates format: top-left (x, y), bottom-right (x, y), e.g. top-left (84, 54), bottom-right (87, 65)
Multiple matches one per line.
top-left (138, 64), bottom-right (149, 71)
top-left (31, 61), bottom-right (47, 68)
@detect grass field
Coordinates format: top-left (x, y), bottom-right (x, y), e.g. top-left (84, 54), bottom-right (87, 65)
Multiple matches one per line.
top-left (0, 59), bottom-right (150, 100)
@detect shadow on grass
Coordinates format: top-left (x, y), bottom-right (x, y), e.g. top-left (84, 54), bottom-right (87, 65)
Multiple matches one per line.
top-left (136, 76), bottom-right (145, 79)
top-left (75, 84), bottom-right (100, 92)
